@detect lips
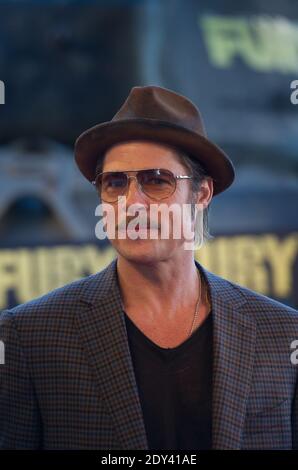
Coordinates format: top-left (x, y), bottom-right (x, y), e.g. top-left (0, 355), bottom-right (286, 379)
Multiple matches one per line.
top-left (127, 223), bottom-right (158, 230)
top-left (127, 225), bottom-right (149, 231)
top-left (117, 223), bottom-right (160, 233)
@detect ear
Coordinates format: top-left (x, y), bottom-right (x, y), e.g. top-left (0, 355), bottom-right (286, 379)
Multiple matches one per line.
top-left (194, 177), bottom-right (213, 209)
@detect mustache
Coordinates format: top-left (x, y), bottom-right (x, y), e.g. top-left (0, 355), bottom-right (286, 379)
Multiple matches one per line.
top-left (116, 217), bottom-right (160, 231)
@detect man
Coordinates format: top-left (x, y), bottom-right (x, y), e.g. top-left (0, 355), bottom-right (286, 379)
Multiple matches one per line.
top-left (0, 85), bottom-right (298, 450)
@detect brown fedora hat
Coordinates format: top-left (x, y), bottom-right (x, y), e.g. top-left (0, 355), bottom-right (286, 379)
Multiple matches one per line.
top-left (74, 85), bottom-right (235, 196)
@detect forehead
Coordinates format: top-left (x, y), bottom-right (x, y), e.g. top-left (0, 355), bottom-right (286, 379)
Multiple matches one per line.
top-left (101, 140), bottom-right (186, 172)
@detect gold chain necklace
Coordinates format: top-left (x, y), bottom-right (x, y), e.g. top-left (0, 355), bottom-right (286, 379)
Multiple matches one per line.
top-left (187, 270), bottom-right (202, 338)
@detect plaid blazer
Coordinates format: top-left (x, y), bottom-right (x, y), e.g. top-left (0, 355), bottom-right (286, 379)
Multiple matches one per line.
top-left (0, 257), bottom-right (298, 450)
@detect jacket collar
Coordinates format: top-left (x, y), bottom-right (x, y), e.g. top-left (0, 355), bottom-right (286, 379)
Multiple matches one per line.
top-left (76, 257), bottom-right (256, 449)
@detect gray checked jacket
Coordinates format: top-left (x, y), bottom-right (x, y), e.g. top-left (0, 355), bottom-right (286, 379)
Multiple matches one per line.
top-left (0, 257), bottom-right (298, 449)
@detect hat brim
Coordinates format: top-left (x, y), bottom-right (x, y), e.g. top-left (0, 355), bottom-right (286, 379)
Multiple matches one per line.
top-left (74, 118), bottom-right (235, 196)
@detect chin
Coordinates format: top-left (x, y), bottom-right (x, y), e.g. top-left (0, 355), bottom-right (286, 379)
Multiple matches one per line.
top-left (112, 238), bottom-right (183, 264)
top-left (111, 238), bottom-right (169, 264)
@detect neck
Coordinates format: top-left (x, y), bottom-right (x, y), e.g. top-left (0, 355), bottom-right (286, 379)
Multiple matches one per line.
top-left (116, 252), bottom-right (204, 323)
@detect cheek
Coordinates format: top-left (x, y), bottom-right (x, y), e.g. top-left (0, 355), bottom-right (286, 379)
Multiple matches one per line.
top-left (172, 184), bottom-right (194, 209)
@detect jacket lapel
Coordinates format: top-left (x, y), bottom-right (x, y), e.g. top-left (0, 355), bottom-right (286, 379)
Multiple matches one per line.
top-left (75, 256), bottom-right (256, 450)
top-left (75, 257), bottom-right (149, 450)
top-left (197, 261), bottom-right (257, 449)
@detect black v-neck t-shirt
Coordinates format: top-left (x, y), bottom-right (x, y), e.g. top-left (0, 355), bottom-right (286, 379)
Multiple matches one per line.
top-left (124, 311), bottom-right (213, 450)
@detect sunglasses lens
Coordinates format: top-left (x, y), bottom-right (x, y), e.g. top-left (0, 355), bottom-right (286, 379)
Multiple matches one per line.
top-left (96, 169), bottom-right (176, 201)
top-left (139, 169), bottom-right (176, 199)
top-left (98, 172), bottom-right (127, 201)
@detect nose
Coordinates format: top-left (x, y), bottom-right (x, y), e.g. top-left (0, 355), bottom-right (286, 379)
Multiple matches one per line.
top-left (125, 175), bottom-right (147, 204)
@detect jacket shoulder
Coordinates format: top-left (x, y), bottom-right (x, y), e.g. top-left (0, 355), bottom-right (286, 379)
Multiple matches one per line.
top-left (0, 271), bottom-right (103, 323)
top-left (225, 276), bottom-right (298, 326)
top-left (202, 263), bottom-right (297, 319)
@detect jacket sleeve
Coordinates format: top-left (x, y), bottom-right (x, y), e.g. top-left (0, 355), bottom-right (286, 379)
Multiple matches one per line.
top-left (293, 375), bottom-right (298, 449)
top-left (0, 311), bottom-right (43, 449)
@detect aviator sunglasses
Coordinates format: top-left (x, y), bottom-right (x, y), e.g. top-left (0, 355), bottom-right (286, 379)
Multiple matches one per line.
top-left (92, 168), bottom-right (193, 202)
